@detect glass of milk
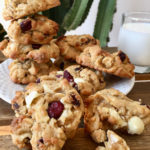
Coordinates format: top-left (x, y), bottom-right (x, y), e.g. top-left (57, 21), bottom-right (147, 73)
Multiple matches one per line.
top-left (118, 12), bottom-right (150, 72)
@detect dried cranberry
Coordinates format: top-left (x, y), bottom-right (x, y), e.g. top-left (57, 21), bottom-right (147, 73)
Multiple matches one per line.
top-left (36, 78), bottom-right (40, 83)
top-left (147, 105), bottom-right (150, 109)
top-left (32, 44), bottom-right (42, 49)
top-left (72, 82), bottom-right (80, 93)
top-left (25, 73), bottom-right (28, 77)
top-left (74, 67), bottom-right (83, 71)
top-left (60, 62), bottom-right (64, 70)
top-left (56, 75), bottom-right (63, 78)
top-left (63, 70), bottom-right (74, 82)
top-left (71, 94), bottom-right (80, 106)
top-left (47, 101), bottom-right (64, 119)
top-left (20, 19), bottom-right (32, 32)
top-left (13, 103), bottom-right (19, 109)
top-left (63, 70), bottom-right (80, 93)
top-left (39, 138), bottom-right (44, 144)
top-left (119, 52), bottom-right (126, 62)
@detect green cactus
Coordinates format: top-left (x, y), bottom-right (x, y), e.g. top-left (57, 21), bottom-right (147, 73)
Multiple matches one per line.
top-left (0, 24), bottom-right (6, 42)
top-left (61, 0), bottom-right (92, 30)
top-left (94, 0), bottom-right (116, 47)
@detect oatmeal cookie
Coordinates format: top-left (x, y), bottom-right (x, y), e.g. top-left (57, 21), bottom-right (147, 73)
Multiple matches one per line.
top-left (3, 0), bottom-right (61, 20)
top-left (8, 14), bottom-right (59, 44)
top-left (64, 65), bottom-right (105, 97)
top-left (56, 35), bottom-right (99, 60)
top-left (11, 75), bottom-right (84, 149)
top-left (0, 39), bottom-right (60, 63)
top-left (9, 59), bottom-right (57, 84)
top-left (76, 45), bottom-right (135, 78)
top-left (84, 88), bottom-right (150, 143)
top-left (96, 130), bottom-right (130, 150)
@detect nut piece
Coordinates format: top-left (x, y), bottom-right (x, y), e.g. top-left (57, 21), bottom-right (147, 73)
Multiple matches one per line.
top-left (91, 129), bottom-right (107, 143)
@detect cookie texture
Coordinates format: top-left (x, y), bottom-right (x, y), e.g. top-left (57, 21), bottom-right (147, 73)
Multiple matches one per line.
top-left (9, 59), bottom-right (57, 84)
top-left (11, 115), bottom-right (33, 149)
top-left (56, 35), bottom-right (99, 60)
top-left (11, 75), bottom-right (84, 149)
top-left (0, 39), bottom-right (60, 63)
top-left (3, 0), bottom-right (61, 20)
top-left (64, 65), bottom-right (105, 97)
top-left (96, 130), bottom-right (130, 150)
top-left (76, 45), bottom-right (135, 78)
top-left (7, 14), bottom-right (59, 44)
top-left (84, 88), bottom-right (150, 143)
top-left (54, 57), bottom-right (76, 70)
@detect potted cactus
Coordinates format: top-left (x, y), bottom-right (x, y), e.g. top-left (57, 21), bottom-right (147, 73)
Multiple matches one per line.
top-left (0, 0), bottom-right (116, 47)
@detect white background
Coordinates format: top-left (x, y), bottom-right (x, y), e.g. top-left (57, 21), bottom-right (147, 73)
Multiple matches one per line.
top-left (1, 0), bottom-right (150, 47)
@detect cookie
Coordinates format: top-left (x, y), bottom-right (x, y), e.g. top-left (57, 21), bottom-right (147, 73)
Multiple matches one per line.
top-left (56, 35), bottom-right (99, 60)
top-left (64, 65), bottom-right (106, 97)
top-left (76, 45), bottom-right (135, 78)
top-left (84, 88), bottom-right (150, 143)
top-left (0, 39), bottom-right (60, 63)
top-left (9, 59), bottom-right (57, 84)
top-left (7, 14), bottom-right (59, 44)
top-left (3, 0), bottom-right (61, 20)
top-left (11, 75), bottom-right (84, 149)
top-left (96, 130), bottom-right (130, 150)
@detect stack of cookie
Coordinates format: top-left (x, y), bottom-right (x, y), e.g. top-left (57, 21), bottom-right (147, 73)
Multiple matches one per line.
top-left (0, 1), bottom-right (60, 84)
top-left (1, 1), bottom-right (150, 150)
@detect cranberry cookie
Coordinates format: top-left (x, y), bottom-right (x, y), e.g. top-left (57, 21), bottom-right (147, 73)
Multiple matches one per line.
top-left (56, 35), bottom-right (99, 60)
top-left (11, 75), bottom-right (84, 149)
top-left (84, 88), bottom-right (150, 143)
top-left (3, 0), bottom-right (60, 20)
top-left (0, 39), bottom-right (60, 63)
top-left (64, 65), bottom-right (105, 97)
top-left (96, 130), bottom-right (130, 150)
top-left (7, 14), bottom-right (59, 44)
top-left (76, 45), bottom-right (135, 78)
top-left (9, 59), bottom-right (57, 84)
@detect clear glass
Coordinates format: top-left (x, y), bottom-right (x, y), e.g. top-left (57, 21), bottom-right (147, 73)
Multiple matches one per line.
top-left (118, 12), bottom-right (150, 72)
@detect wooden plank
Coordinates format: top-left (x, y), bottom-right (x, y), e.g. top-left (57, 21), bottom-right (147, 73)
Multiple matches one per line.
top-left (0, 126), bottom-right (10, 136)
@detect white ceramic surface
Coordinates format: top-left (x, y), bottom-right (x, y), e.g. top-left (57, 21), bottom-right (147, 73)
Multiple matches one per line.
top-left (0, 59), bottom-right (25, 103)
top-left (0, 59), bottom-right (135, 104)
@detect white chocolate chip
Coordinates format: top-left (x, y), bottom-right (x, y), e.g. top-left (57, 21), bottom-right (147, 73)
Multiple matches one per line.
top-left (43, 84), bottom-right (53, 93)
top-left (25, 91), bottom-right (40, 108)
top-left (74, 78), bottom-right (85, 84)
top-left (128, 116), bottom-right (144, 134)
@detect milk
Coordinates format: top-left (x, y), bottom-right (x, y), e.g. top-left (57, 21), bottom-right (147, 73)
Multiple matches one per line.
top-left (118, 23), bottom-right (150, 66)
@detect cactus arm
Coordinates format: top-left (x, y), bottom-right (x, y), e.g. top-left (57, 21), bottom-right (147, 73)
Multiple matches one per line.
top-left (93, 0), bottom-right (116, 47)
top-left (62, 0), bottom-right (92, 31)
top-left (79, 0), bottom-right (93, 26)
